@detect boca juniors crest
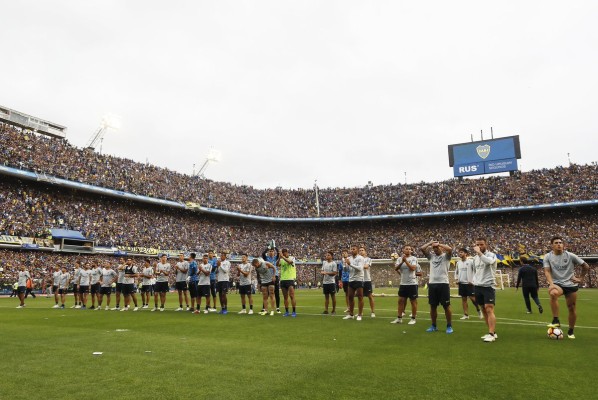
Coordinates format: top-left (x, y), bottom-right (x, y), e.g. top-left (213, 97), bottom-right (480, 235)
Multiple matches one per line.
top-left (476, 144), bottom-right (491, 159)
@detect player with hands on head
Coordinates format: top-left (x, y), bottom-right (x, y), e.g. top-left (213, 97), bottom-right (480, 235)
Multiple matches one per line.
top-left (278, 248), bottom-right (297, 317)
top-left (472, 238), bottom-right (498, 342)
top-left (252, 257), bottom-right (277, 316)
top-left (391, 246), bottom-right (420, 325)
top-left (420, 240), bottom-right (454, 334)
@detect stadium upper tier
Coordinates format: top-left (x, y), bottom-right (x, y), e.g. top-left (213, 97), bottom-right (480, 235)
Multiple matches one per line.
top-left (1, 178), bottom-right (597, 258)
top-left (1, 122), bottom-right (597, 218)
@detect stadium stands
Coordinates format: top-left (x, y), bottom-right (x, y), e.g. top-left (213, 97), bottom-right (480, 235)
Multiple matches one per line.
top-left (1, 178), bottom-right (597, 259)
top-left (1, 120), bottom-right (596, 290)
top-left (1, 122), bottom-right (596, 218)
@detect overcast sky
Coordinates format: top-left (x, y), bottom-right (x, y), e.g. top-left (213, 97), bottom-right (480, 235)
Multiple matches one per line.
top-left (1, 1), bottom-right (597, 189)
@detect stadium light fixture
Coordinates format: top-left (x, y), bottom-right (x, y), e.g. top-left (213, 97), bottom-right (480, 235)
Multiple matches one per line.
top-left (206, 148), bottom-right (221, 162)
top-left (195, 148), bottom-right (221, 178)
top-left (101, 114), bottom-right (121, 131)
top-left (85, 114), bottom-right (121, 150)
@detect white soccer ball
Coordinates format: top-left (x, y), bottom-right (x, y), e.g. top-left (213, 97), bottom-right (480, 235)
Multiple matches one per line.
top-left (547, 327), bottom-right (564, 340)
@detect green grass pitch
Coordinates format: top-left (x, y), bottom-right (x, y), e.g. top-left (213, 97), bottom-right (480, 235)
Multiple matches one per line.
top-left (2, 288), bottom-right (597, 400)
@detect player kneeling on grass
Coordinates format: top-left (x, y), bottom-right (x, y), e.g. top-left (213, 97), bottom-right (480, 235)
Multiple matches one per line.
top-left (544, 236), bottom-right (589, 340)
top-left (391, 246), bottom-right (419, 325)
top-left (278, 248), bottom-right (297, 317)
top-left (472, 238), bottom-right (498, 342)
top-left (237, 254), bottom-right (254, 314)
top-left (321, 252), bottom-right (338, 315)
top-left (252, 258), bottom-right (277, 316)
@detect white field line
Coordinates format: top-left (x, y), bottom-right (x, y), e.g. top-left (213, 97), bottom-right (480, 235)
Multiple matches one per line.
top-left (4, 304), bottom-right (598, 330)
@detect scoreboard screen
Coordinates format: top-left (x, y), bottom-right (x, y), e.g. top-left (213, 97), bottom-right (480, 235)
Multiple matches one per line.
top-left (448, 135), bottom-right (521, 177)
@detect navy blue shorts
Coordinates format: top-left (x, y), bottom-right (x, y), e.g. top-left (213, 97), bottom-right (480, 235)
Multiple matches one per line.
top-left (123, 284), bottom-right (136, 295)
top-left (91, 283), bottom-right (101, 295)
top-left (342, 281), bottom-right (349, 293)
top-left (323, 283), bottom-right (336, 295)
top-left (474, 286), bottom-right (495, 306)
top-left (239, 285), bottom-right (252, 295)
top-left (141, 285), bottom-right (154, 294)
top-left (188, 282), bottom-right (198, 298)
top-left (428, 283), bottom-right (450, 307)
top-left (398, 285), bottom-right (418, 300)
top-left (154, 282), bottom-right (169, 293)
top-left (458, 283), bottom-right (474, 297)
top-left (100, 287), bottom-right (112, 295)
top-left (556, 284), bottom-right (578, 296)
top-left (280, 280), bottom-right (295, 289)
top-left (198, 285), bottom-right (211, 297)
top-left (217, 281), bottom-right (229, 294)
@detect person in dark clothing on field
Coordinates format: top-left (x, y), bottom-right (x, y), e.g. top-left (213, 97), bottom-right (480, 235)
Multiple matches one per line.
top-left (516, 263), bottom-right (543, 314)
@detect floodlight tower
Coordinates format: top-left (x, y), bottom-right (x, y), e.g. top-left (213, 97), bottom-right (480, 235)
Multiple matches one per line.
top-left (86, 114), bottom-right (121, 150)
top-left (195, 148), bottom-right (221, 178)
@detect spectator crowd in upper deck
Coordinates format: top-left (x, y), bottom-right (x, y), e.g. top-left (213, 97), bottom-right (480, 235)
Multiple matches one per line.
top-left (1, 123), bottom-right (596, 218)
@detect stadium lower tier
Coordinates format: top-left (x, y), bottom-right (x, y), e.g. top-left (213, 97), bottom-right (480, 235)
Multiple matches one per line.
top-left (1, 177), bottom-right (597, 260)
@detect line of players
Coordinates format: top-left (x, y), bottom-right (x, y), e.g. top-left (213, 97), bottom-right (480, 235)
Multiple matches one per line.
top-left (42, 247), bottom-right (299, 317)
top-left (14, 236), bottom-right (589, 340)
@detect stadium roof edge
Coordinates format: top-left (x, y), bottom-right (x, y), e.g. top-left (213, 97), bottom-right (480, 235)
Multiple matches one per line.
top-left (1, 164), bottom-right (597, 223)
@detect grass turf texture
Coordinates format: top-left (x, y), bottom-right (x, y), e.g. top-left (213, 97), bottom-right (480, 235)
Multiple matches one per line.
top-left (2, 288), bottom-right (597, 400)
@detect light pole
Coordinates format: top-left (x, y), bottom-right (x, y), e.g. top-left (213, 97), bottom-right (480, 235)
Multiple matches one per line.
top-left (85, 114), bottom-right (121, 150)
top-left (195, 148), bottom-right (221, 178)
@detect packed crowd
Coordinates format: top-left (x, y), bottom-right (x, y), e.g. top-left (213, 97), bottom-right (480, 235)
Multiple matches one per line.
top-left (2, 179), bottom-right (598, 260)
top-left (1, 123), bottom-right (596, 218)
top-left (1, 178), bottom-right (597, 289)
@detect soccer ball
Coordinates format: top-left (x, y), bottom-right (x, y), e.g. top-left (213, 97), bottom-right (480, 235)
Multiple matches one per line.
top-left (547, 327), bottom-right (564, 340)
